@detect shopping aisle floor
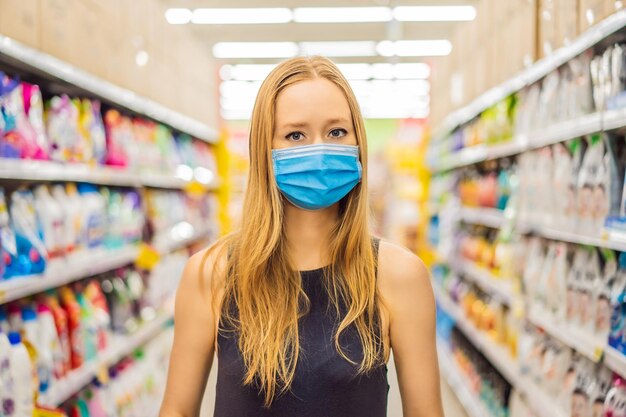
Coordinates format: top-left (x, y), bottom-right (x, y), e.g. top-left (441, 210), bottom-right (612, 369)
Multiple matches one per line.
top-left (199, 354), bottom-right (469, 417)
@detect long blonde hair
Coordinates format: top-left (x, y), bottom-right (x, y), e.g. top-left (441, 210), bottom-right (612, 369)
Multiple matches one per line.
top-left (214, 56), bottom-right (386, 407)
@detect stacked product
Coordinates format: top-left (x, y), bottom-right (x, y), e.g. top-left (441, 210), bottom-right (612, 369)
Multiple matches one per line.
top-left (457, 159), bottom-right (514, 212)
top-left (0, 251), bottom-right (186, 415)
top-left (0, 72), bottom-right (218, 180)
top-left (449, 131), bottom-right (626, 238)
top-left (437, 263), bottom-right (626, 417)
top-left (428, 42), bottom-right (626, 176)
top-left (437, 272), bottom-right (517, 357)
top-left (447, 327), bottom-right (512, 417)
top-left (0, 185), bottom-right (143, 281)
top-left (60, 328), bottom-right (174, 417)
top-left (144, 189), bottom-right (219, 248)
top-left (0, 18), bottom-right (220, 417)
top-left (521, 239), bottom-right (626, 350)
top-left (428, 21), bottom-right (626, 417)
top-left (517, 325), bottom-right (626, 417)
top-left (448, 220), bottom-right (626, 353)
top-left (517, 134), bottom-right (626, 236)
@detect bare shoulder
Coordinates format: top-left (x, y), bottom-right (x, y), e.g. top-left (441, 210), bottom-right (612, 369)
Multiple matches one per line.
top-left (176, 240), bottom-right (229, 308)
top-left (377, 239), bottom-right (432, 295)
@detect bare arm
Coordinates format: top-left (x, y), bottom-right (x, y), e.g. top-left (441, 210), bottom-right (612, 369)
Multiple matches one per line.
top-left (379, 241), bottom-right (444, 417)
top-left (159, 248), bottom-right (222, 417)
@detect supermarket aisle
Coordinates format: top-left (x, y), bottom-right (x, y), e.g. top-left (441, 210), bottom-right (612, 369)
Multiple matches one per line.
top-left (440, 381), bottom-right (470, 417)
top-left (200, 353), bottom-right (469, 417)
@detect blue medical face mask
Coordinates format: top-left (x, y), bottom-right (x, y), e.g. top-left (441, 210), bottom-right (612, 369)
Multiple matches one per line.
top-left (272, 143), bottom-right (362, 211)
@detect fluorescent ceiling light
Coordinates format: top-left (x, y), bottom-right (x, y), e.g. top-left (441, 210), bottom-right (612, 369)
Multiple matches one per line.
top-left (358, 103), bottom-right (432, 114)
top-left (192, 8), bottom-right (292, 24)
top-left (299, 41), bottom-right (377, 57)
top-left (336, 64), bottom-right (373, 80)
top-left (293, 7), bottom-right (392, 23)
top-left (213, 42), bottom-right (298, 59)
top-left (221, 63), bottom-right (431, 81)
top-left (220, 96), bottom-right (256, 111)
top-left (351, 79), bottom-right (430, 96)
top-left (393, 6), bottom-right (476, 22)
top-left (168, 6), bottom-right (476, 26)
top-left (220, 64), bottom-right (276, 81)
top-left (220, 80), bottom-right (262, 98)
top-left (135, 50), bottom-right (149, 67)
top-left (193, 167), bottom-right (215, 185)
top-left (338, 63), bottom-right (431, 80)
top-left (362, 108), bottom-right (430, 119)
top-left (176, 165), bottom-right (194, 181)
top-left (213, 41), bottom-right (448, 59)
top-left (170, 221), bottom-right (194, 240)
top-left (370, 63), bottom-right (431, 79)
top-left (221, 108), bottom-right (254, 120)
top-left (377, 40), bottom-right (452, 57)
top-left (391, 63), bottom-right (431, 79)
top-left (165, 8), bottom-right (192, 25)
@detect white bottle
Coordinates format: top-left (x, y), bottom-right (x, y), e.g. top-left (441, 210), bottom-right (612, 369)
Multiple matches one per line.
top-left (77, 184), bottom-right (106, 249)
top-left (51, 184), bottom-right (72, 254)
top-left (34, 185), bottom-right (65, 259)
top-left (36, 303), bottom-right (62, 402)
top-left (7, 304), bottom-right (22, 333)
top-left (0, 309), bottom-right (9, 334)
top-left (22, 307), bottom-right (52, 402)
top-left (7, 332), bottom-right (35, 417)
top-left (65, 183), bottom-right (86, 254)
top-left (0, 332), bottom-right (12, 417)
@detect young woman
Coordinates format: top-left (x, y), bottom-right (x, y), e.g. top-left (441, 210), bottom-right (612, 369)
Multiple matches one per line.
top-left (159, 56), bottom-right (444, 417)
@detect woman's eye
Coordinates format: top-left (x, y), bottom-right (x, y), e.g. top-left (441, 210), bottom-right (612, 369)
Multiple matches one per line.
top-left (329, 128), bottom-right (347, 138)
top-left (286, 132), bottom-right (304, 141)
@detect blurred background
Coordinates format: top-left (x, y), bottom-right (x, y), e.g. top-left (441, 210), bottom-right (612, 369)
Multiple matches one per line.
top-left (1, 1), bottom-right (626, 417)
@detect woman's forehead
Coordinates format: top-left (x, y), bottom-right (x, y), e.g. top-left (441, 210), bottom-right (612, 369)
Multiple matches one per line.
top-left (275, 78), bottom-right (351, 126)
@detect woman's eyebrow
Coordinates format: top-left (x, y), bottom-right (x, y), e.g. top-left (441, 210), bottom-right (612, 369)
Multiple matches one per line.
top-left (281, 122), bottom-right (309, 129)
top-left (325, 117), bottom-right (350, 126)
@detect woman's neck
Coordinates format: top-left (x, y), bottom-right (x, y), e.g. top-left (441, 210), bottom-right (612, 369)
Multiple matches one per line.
top-left (284, 202), bottom-right (338, 271)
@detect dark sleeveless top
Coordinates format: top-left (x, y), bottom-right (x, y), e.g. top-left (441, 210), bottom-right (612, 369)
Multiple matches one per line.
top-left (213, 240), bottom-right (389, 417)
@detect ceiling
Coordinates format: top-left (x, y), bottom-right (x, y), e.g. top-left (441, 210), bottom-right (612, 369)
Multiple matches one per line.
top-left (160, 0), bottom-right (476, 64)
top-left (157, 1), bottom-right (476, 119)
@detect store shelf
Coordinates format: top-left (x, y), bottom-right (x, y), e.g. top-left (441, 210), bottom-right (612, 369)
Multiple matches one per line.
top-left (43, 306), bottom-right (174, 407)
top-left (603, 346), bottom-right (626, 379)
top-left (430, 112), bottom-right (603, 173)
top-left (0, 35), bottom-right (218, 144)
top-left (527, 307), bottom-right (605, 362)
top-left (139, 172), bottom-right (190, 190)
top-left (0, 221), bottom-right (211, 305)
top-left (433, 9), bottom-right (626, 140)
top-left (603, 107), bottom-right (626, 131)
top-left (459, 207), bottom-right (505, 229)
top-left (453, 260), bottom-right (517, 307)
top-left (154, 222), bottom-right (213, 254)
top-left (435, 287), bottom-right (566, 417)
top-left (0, 158), bottom-right (139, 187)
top-left (530, 112), bottom-right (603, 149)
top-left (434, 286), bottom-right (520, 384)
top-left (434, 145), bottom-right (490, 173)
top-left (0, 158), bottom-right (220, 191)
top-left (0, 245), bottom-right (139, 305)
top-left (437, 340), bottom-right (495, 417)
top-left (519, 222), bottom-right (626, 252)
top-left (528, 309), bottom-right (626, 379)
top-left (456, 206), bottom-right (626, 251)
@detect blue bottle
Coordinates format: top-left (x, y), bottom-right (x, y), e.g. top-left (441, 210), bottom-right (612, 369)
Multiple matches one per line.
top-left (8, 189), bottom-right (46, 276)
top-left (611, 254), bottom-right (626, 351)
